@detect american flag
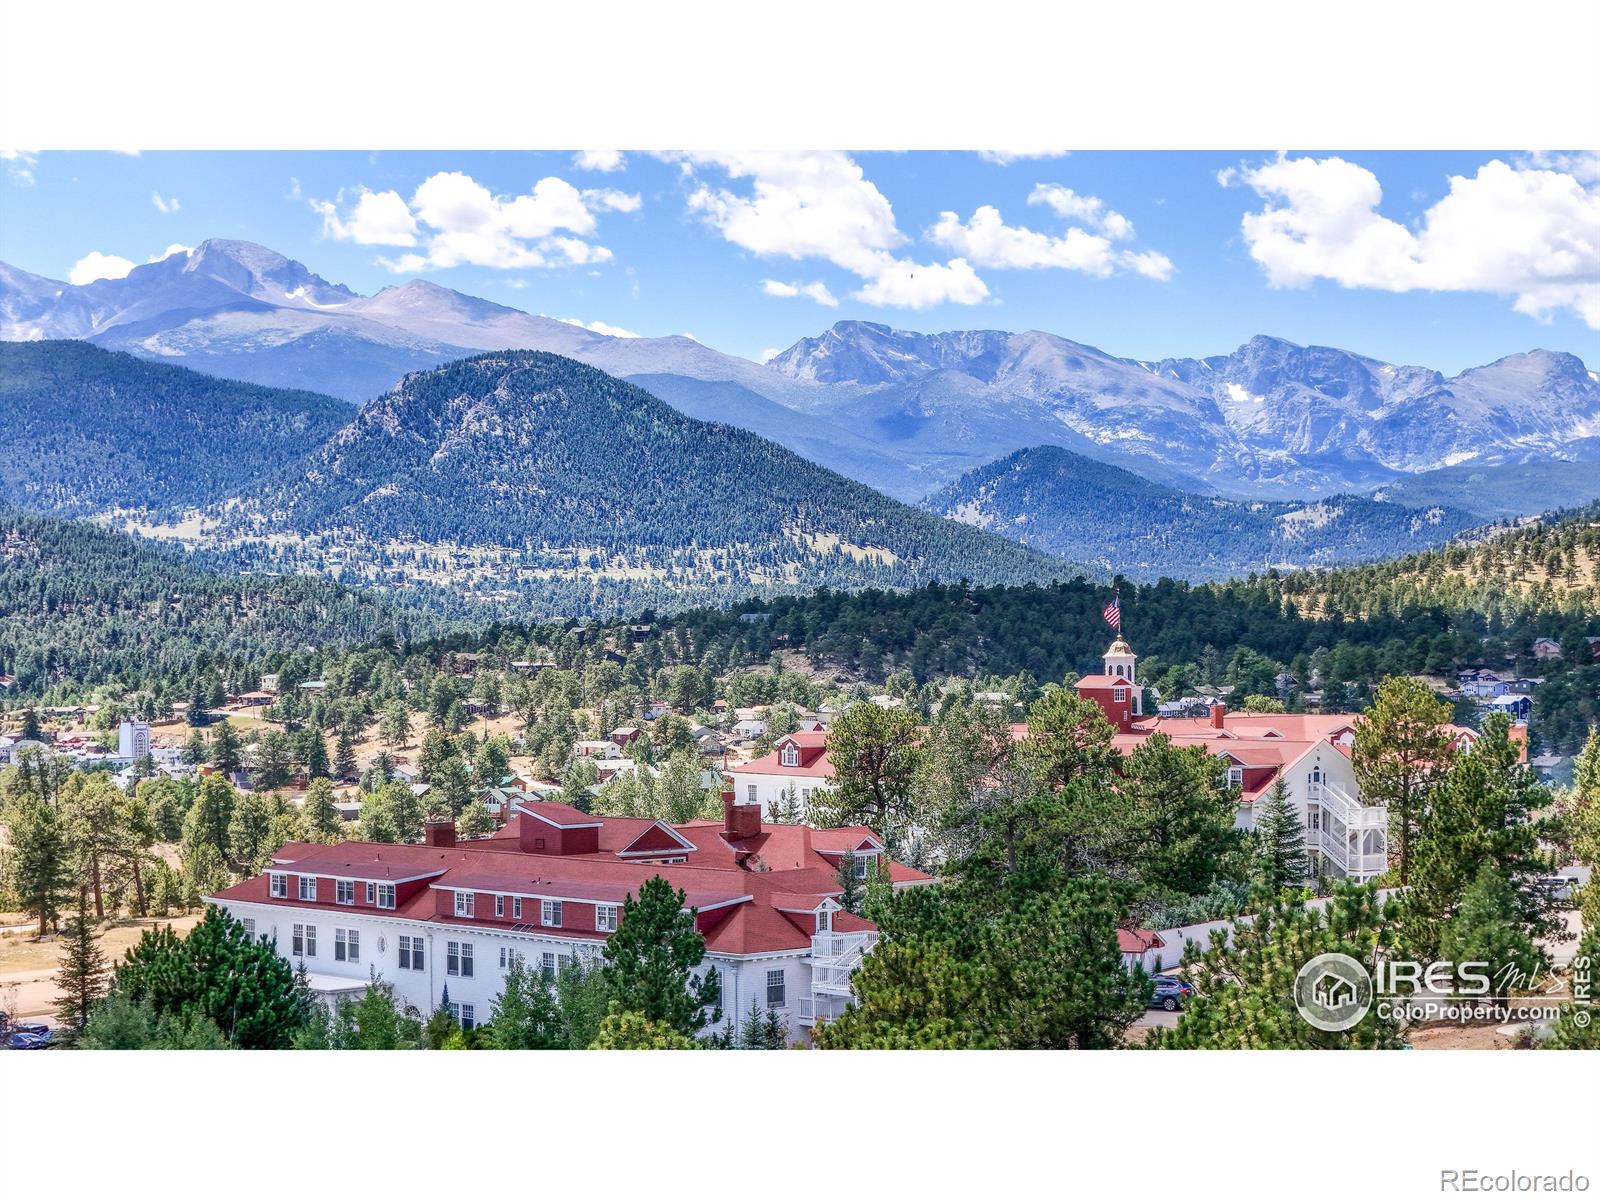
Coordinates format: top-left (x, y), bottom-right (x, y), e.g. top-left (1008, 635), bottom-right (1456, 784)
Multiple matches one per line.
top-left (1102, 596), bottom-right (1121, 631)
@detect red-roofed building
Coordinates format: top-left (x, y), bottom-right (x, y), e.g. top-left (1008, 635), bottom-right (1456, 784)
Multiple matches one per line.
top-left (208, 790), bottom-right (929, 1041)
top-left (726, 731), bottom-right (835, 821)
top-left (1041, 638), bottom-right (1513, 884)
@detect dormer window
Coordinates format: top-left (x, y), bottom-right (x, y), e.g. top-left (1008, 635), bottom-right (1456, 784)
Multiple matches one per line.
top-left (817, 908), bottom-right (832, 933)
top-left (781, 744), bottom-right (799, 768)
top-left (269, 873), bottom-right (287, 898)
top-left (1113, 687), bottom-right (1128, 703)
top-left (298, 876), bottom-right (316, 901)
top-left (1226, 766), bottom-right (1244, 788)
top-left (454, 891), bottom-right (474, 917)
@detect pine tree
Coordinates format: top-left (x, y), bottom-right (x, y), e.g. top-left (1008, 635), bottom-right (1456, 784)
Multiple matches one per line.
top-left (600, 875), bottom-right (722, 1037)
top-left (210, 721), bottom-right (243, 776)
top-left (228, 790), bottom-right (276, 871)
top-left (4, 793), bottom-right (73, 936)
top-left (589, 1004), bottom-right (698, 1049)
top-left (333, 727), bottom-right (359, 782)
top-left (302, 778), bottom-right (343, 843)
top-left (53, 890), bottom-right (110, 1037)
top-left (834, 852), bottom-right (864, 914)
top-left (182, 727), bottom-right (210, 766)
top-left (379, 700), bottom-right (412, 749)
top-left (1353, 677), bottom-right (1451, 885)
top-left (303, 730), bottom-right (330, 780)
top-left (1438, 865), bottom-right (1547, 996)
top-left (1253, 776), bottom-right (1311, 893)
top-left (458, 799), bottom-right (495, 839)
top-left (20, 707), bottom-right (41, 741)
top-left (487, 957), bottom-right (564, 1048)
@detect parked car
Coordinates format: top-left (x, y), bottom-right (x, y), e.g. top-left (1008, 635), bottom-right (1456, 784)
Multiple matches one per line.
top-left (5, 1027), bottom-right (55, 1050)
top-left (1150, 975), bottom-right (1197, 1012)
top-left (1526, 875), bottom-right (1580, 905)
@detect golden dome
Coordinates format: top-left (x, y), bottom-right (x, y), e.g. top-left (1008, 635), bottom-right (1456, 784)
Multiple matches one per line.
top-left (1106, 638), bottom-right (1134, 656)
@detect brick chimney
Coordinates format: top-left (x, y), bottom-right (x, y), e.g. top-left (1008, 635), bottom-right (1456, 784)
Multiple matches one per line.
top-left (1210, 702), bottom-right (1226, 730)
top-left (424, 819), bottom-right (456, 848)
top-left (723, 787), bottom-right (761, 841)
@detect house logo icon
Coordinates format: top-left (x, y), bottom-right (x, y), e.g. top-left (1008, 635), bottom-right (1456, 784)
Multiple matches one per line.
top-left (1294, 952), bottom-right (1373, 1032)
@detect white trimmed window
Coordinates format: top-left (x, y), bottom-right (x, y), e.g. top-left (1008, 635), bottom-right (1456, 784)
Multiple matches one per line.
top-left (334, 928), bottom-right (359, 963)
top-left (365, 882), bottom-right (375, 904)
top-left (242, 918), bottom-right (255, 936)
top-left (455, 891), bottom-right (474, 918)
top-left (541, 899), bottom-right (563, 927)
top-left (292, 923), bottom-right (316, 957)
top-left (336, 880), bottom-right (354, 905)
top-left (298, 876), bottom-right (316, 901)
top-left (398, 935), bottom-right (424, 971)
top-left (512, 897), bottom-right (523, 919)
top-left (781, 745), bottom-right (799, 767)
top-left (459, 1003), bottom-right (475, 1031)
top-left (766, 968), bottom-right (786, 1008)
top-left (1227, 766), bottom-right (1244, 788)
top-left (376, 883), bottom-right (395, 909)
top-left (595, 904), bottom-right (619, 932)
top-left (747, 784), bottom-right (758, 804)
top-left (817, 908), bottom-right (832, 933)
top-left (499, 947), bottom-right (525, 969)
top-left (269, 873), bottom-right (287, 898)
top-left (542, 951), bottom-right (557, 974)
top-left (495, 895), bottom-right (504, 918)
top-left (448, 941), bottom-right (473, 977)
top-left (1113, 687), bottom-right (1128, 703)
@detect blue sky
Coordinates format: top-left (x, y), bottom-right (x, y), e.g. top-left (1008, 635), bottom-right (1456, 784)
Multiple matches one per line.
top-left (2, 149), bottom-right (1597, 373)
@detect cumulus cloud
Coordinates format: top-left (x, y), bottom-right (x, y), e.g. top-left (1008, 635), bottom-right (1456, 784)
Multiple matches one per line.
top-left (149, 244), bottom-right (193, 262)
top-left (758, 347), bottom-right (783, 363)
top-left (312, 171), bottom-right (638, 272)
top-left (929, 185), bottom-right (1173, 281)
top-left (678, 151), bottom-right (989, 308)
top-left (151, 191), bottom-right (180, 214)
top-left (573, 150), bottom-right (626, 173)
top-left (557, 316), bottom-right (640, 338)
top-left (69, 251), bottom-right (136, 285)
top-left (761, 278), bottom-right (839, 307)
top-left (1225, 154), bottom-right (1600, 329)
top-left (977, 150), bottom-right (1071, 166)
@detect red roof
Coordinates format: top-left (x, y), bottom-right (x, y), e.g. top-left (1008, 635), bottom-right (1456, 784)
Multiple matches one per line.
top-left (212, 807), bottom-right (929, 956)
top-left (732, 732), bottom-right (833, 778)
top-left (1117, 928), bottom-right (1165, 954)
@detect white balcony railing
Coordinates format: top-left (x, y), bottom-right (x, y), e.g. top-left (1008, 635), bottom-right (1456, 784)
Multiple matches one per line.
top-left (1308, 782), bottom-right (1389, 880)
top-left (810, 931), bottom-right (874, 997)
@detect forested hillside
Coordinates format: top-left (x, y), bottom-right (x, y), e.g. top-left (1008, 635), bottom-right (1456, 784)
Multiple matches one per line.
top-left (926, 445), bottom-right (1487, 580)
top-left (0, 341), bottom-right (351, 518)
top-left (0, 510), bottom-right (433, 699)
top-left (197, 351), bottom-right (1079, 614)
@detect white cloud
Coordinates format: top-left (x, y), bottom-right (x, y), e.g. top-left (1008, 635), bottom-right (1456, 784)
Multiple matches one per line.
top-left (574, 150), bottom-right (626, 173)
top-left (151, 191), bottom-right (180, 214)
top-left (69, 251), bottom-right (136, 285)
top-left (761, 278), bottom-right (839, 307)
top-left (977, 150), bottom-right (1071, 166)
top-left (930, 188), bottom-right (1174, 282)
top-left (2, 149), bottom-right (37, 186)
top-left (148, 244), bottom-right (193, 262)
top-left (313, 187), bottom-right (418, 246)
top-left (679, 151), bottom-right (989, 309)
top-left (314, 171), bottom-right (633, 272)
top-left (758, 347), bottom-right (782, 363)
top-left (558, 316), bottom-right (640, 338)
top-left (1226, 154), bottom-right (1600, 329)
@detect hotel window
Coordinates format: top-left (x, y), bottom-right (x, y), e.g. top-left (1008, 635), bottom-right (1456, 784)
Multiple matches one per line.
top-left (242, 918), bottom-right (255, 936)
top-left (334, 928), bottom-right (359, 963)
top-left (269, 873), bottom-right (287, 898)
top-left (292, 923), bottom-right (316, 957)
top-left (1113, 687), bottom-right (1128, 703)
top-left (747, 785), bottom-right (758, 805)
top-left (1227, 766), bottom-right (1244, 788)
top-left (455, 891), bottom-right (474, 917)
top-left (336, 880), bottom-right (354, 905)
top-left (781, 745), bottom-right (799, 767)
top-left (595, 904), bottom-right (619, 932)
top-left (365, 882), bottom-right (375, 904)
top-left (398, 935), bottom-right (424, 971)
top-left (495, 895), bottom-right (504, 918)
top-left (499, 947), bottom-right (525, 969)
top-left (459, 1003), bottom-right (475, 1031)
top-left (766, 968), bottom-right (786, 1008)
top-left (817, 908), bottom-right (832, 933)
top-left (298, 876), bottom-right (316, 901)
top-left (446, 940), bottom-right (473, 976)
top-left (853, 854), bottom-right (870, 878)
top-left (542, 951), bottom-right (557, 975)
top-left (541, 899), bottom-right (563, 927)
top-left (376, 883), bottom-right (395, 910)
top-left (512, 897), bottom-right (523, 919)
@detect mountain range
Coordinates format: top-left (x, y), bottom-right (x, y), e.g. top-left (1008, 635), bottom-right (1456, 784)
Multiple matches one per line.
top-left (5, 239), bottom-right (1598, 504)
top-left (111, 349), bottom-right (1079, 615)
top-left (924, 445), bottom-right (1489, 581)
